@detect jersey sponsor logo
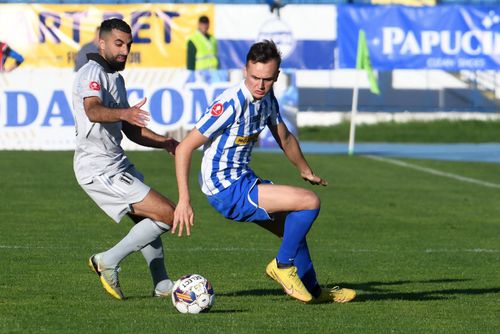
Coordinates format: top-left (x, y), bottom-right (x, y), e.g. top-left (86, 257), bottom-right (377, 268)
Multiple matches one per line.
top-left (210, 103), bottom-right (224, 117)
top-left (89, 81), bottom-right (101, 91)
top-left (234, 132), bottom-right (260, 145)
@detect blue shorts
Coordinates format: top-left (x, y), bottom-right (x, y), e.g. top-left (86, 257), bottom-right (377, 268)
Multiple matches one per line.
top-left (207, 172), bottom-right (272, 222)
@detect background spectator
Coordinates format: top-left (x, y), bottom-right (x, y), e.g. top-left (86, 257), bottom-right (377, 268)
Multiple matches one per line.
top-left (74, 27), bottom-right (99, 71)
top-left (186, 16), bottom-right (218, 71)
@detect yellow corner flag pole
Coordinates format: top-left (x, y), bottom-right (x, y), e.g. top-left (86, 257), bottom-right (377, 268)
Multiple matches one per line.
top-left (348, 29), bottom-right (380, 156)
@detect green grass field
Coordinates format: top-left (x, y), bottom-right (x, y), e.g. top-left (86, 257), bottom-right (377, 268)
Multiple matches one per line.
top-left (1, 151), bottom-right (499, 333)
top-left (300, 120), bottom-right (500, 143)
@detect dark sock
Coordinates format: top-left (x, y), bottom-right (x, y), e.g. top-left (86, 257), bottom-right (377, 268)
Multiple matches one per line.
top-left (277, 260), bottom-right (293, 269)
top-left (311, 283), bottom-right (322, 298)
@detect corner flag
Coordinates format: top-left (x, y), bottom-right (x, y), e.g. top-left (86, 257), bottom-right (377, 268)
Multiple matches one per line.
top-left (356, 29), bottom-right (380, 95)
top-left (348, 29), bottom-right (380, 156)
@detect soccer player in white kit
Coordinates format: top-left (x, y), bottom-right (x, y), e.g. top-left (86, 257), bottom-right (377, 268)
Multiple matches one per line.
top-left (72, 18), bottom-right (178, 300)
top-left (173, 40), bottom-right (355, 303)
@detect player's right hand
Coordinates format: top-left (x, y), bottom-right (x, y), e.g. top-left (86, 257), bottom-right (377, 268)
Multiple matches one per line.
top-left (172, 200), bottom-right (194, 237)
top-left (301, 169), bottom-right (328, 186)
top-left (122, 97), bottom-right (150, 127)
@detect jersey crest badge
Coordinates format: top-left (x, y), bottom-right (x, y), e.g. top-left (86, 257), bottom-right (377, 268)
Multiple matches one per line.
top-left (210, 103), bottom-right (224, 117)
top-left (89, 81), bottom-right (101, 91)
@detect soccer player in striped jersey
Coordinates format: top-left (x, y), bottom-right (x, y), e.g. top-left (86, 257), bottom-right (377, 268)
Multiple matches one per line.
top-left (73, 18), bottom-right (178, 300)
top-left (173, 40), bottom-right (355, 303)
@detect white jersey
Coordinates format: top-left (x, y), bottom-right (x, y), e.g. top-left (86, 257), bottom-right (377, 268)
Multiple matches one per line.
top-left (195, 81), bottom-right (283, 196)
top-left (72, 53), bottom-right (131, 185)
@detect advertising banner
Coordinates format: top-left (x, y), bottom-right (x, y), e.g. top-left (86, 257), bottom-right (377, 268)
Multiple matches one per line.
top-left (215, 5), bottom-right (337, 70)
top-left (338, 5), bottom-right (500, 70)
top-left (0, 4), bottom-right (336, 70)
top-left (0, 69), bottom-right (297, 150)
top-left (0, 4), bottom-right (213, 68)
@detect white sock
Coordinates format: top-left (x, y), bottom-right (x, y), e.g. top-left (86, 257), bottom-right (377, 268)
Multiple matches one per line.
top-left (100, 219), bottom-right (170, 268)
top-left (141, 237), bottom-right (170, 288)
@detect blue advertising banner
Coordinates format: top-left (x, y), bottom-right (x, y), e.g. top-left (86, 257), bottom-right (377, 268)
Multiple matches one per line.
top-left (338, 5), bottom-right (500, 70)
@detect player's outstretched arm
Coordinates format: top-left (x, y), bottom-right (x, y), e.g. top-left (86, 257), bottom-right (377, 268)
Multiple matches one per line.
top-left (122, 123), bottom-right (178, 155)
top-left (84, 96), bottom-right (150, 127)
top-left (119, 98), bottom-right (178, 153)
top-left (172, 128), bottom-right (208, 237)
top-left (270, 122), bottom-right (328, 186)
top-left (123, 124), bottom-right (178, 155)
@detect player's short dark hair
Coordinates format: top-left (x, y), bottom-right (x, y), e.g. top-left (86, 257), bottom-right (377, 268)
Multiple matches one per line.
top-left (246, 40), bottom-right (281, 68)
top-left (199, 15), bottom-right (209, 24)
top-left (99, 18), bottom-right (131, 37)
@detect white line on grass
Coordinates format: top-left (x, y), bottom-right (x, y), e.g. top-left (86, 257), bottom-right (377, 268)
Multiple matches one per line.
top-left (0, 245), bottom-right (498, 253)
top-left (424, 248), bottom-right (499, 253)
top-left (365, 155), bottom-right (500, 189)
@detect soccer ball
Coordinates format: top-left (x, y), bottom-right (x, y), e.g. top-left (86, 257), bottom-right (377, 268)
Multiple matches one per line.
top-left (171, 274), bottom-right (215, 314)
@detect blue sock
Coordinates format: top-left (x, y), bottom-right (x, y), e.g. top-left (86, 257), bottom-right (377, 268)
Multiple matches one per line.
top-left (276, 208), bottom-right (320, 266)
top-left (295, 239), bottom-right (321, 298)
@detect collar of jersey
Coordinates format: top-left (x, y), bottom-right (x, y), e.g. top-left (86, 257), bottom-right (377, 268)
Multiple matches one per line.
top-left (86, 53), bottom-right (115, 73)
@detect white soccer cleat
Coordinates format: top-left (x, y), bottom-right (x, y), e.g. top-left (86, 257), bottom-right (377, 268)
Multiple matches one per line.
top-left (152, 279), bottom-right (175, 298)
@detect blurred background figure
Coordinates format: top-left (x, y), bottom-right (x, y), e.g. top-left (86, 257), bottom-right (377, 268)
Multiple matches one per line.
top-left (74, 27), bottom-right (99, 72)
top-left (186, 15), bottom-right (218, 71)
top-left (0, 41), bottom-right (24, 72)
top-left (265, 0), bottom-right (284, 17)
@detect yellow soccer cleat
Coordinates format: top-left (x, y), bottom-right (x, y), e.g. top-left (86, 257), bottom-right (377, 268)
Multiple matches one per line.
top-left (266, 259), bottom-right (313, 303)
top-left (309, 286), bottom-right (356, 304)
top-left (88, 254), bottom-right (125, 300)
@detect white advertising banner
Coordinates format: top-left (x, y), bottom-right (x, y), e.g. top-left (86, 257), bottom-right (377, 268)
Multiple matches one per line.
top-left (0, 68), bottom-right (297, 150)
top-left (0, 69), bottom-right (226, 150)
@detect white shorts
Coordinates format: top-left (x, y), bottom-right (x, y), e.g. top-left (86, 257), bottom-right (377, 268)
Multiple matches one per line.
top-left (81, 166), bottom-right (150, 223)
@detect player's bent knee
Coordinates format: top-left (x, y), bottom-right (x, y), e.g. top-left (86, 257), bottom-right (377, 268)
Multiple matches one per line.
top-left (154, 200), bottom-right (175, 225)
top-left (302, 191), bottom-right (320, 210)
top-left (153, 220), bottom-right (171, 232)
top-left (156, 211), bottom-right (174, 226)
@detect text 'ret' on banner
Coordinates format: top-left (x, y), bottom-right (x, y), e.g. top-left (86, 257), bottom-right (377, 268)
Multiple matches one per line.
top-left (0, 4), bottom-right (214, 68)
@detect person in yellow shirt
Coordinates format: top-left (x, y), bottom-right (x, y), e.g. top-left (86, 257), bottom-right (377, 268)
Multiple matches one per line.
top-left (186, 16), bottom-right (218, 71)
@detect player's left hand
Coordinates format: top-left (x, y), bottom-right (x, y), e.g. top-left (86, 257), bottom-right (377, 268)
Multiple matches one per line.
top-left (164, 138), bottom-right (179, 156)
top-left (301, 170), bottom-right (328, 186)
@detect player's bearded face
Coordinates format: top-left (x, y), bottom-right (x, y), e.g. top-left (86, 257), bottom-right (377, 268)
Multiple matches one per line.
top-left (244, 60), bottom-right (280, 101)
top-left (100, 29), bottom-right (132, 72)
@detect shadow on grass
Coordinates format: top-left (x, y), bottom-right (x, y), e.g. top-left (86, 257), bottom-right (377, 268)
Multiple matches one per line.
top-left (126, 295), bottom-right (248, 313)
top-left (208, 309), bottom-right (247, 314)
top-left (218, 278), bottom-right (500, 302)
top-left (218, 289), bottom-right (283, 297)
top-left (337, 278), bottom-right (500, 302)
top-left (343, 278), bottom-right (472, 293)
top-left (355, 287), bottom-right (500, 302)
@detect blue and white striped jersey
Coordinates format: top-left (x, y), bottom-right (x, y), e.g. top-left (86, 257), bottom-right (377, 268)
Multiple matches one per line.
top-left (196, 80), bottom-right (283, 196)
